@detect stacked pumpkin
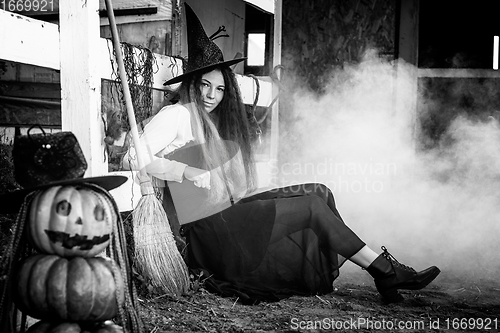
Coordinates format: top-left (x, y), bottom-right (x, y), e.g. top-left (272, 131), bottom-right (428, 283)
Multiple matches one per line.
top-left (15, 186), bottom-right (125, 333)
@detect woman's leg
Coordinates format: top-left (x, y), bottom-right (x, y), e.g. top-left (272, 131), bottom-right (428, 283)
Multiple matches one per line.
top-left (349, 245), bottom-right (379, 268)
top-left (268, 183), bottom-right (441, 303)
top-left (284, 184), bottom-right (378, 268)
top-left (269, 193), bottom-right (379, 268)
top-left (270, 194), bottom-right (366, 259)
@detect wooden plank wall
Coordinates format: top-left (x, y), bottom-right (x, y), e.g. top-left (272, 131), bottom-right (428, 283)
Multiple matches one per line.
top-left (7, 0), bottom-right (172, 24)
top-left (281, 0), bottom-right (396, 93)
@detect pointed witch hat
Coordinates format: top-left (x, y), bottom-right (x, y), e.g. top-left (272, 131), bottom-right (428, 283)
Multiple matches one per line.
top-left (163, 2), bottom-right (246, 86)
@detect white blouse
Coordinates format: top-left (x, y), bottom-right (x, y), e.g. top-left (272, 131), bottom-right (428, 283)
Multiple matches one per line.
top-left (122, 104), bottom-right (194, 182)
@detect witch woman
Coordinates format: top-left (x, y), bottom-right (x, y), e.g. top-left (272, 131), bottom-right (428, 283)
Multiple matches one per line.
top-left (123, 3), bottom-right (440, 304)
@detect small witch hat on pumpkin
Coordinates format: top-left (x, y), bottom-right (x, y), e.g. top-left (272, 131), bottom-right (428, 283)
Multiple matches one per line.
top-left (163, 2), bottom-right (246, 86)
top-left (0, 126), bottom-right (127, 213)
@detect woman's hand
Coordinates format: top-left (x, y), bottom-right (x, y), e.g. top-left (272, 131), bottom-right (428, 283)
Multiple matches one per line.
top-left (184, 166), bottom-right (211, 189)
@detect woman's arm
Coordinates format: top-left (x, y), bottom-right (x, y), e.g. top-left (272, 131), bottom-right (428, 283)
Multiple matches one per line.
top-left (122, 105), bottom-right (193, 182)
top-left (139, 105), bottom-right (189, 161)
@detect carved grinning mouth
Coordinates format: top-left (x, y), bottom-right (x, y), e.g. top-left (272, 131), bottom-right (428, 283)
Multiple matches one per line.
top-left (44, 230), bottom-right (110, 250)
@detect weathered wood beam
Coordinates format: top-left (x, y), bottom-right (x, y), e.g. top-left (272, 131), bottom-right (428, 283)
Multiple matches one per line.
top-left (397, 0), bottom-right (419, 66)
top-left (418, 68), bottom-right (500, 78)
top-left (0, 10), bottom-right (60, 69)
top-left (17, 7), bottom-right (159, 22)
top-left (98, 0), bottom-right (170, 25)
top-left (267, 0), bottom-right (282, 178)
top-left (395, 0), bottom-right (419, 154)
top-left (0, 98), bottom-right (60, 127)
top-left (0, 95), bottom-right (60, 106)
top-left (0, 81), bottom-right (60, 99)
top-left (59, 0), bottom-right (106, 177)
top-left (99, 7), bottom-right (158, 17)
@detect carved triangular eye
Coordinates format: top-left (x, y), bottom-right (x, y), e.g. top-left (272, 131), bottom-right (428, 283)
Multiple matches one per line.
top-left (94, 204), bottom-right (105, 221)
top-left (56, 200), bottom-right (71, 216)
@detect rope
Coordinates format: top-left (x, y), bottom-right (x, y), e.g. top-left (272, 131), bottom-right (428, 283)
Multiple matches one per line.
top-left (0, 192), bottom-right (37, 333)
top-left (247, 74), bottom-right (263, 140)
top-left (247, 74), bottom-right (260, 114)
top-left (86, 183), bottom-right (144, 333)
top-left (246, 65), bottom-right (286, 128)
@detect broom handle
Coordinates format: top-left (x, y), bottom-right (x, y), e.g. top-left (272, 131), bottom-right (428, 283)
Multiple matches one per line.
top-left (105, 0), bottom-right (147, 175)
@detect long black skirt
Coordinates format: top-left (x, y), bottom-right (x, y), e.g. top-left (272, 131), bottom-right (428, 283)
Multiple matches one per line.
top-left (182, 183), bottom-right (365, 303)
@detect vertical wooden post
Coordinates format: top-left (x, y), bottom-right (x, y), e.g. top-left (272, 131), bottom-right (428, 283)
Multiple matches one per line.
top-left (395, 0), bottom-right (419, 139)
top-left (171, 0), bottom-right (183, 56)
top-left (394, 0), bottom-right (419, 186)
top-left (397, 0), bottom-right (419, 66)
top-left (59, 0), bottom-right (107, 177)
top-left (271, 0), bottom-right (282, 177)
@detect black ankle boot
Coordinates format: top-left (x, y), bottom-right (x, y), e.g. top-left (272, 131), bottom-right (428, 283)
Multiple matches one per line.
top-left (366, 246), bottom-right (441, 303)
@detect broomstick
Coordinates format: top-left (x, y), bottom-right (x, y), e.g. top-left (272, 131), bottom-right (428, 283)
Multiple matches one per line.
top-left (104, 0), bottom-right (189, 296)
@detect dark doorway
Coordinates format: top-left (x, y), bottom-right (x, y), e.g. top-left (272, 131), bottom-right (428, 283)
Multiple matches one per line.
top-left (419, 1), bottom-right (500, 69)
top-left (244, 4), bottom-right (273, 76)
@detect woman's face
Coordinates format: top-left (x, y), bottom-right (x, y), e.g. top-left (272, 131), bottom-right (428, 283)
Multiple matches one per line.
top-left (199, 69), bottom-right (225, 113)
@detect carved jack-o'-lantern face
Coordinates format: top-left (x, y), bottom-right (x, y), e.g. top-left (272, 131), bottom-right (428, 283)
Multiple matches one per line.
top-left (28, 185), bottom-right (115, 257)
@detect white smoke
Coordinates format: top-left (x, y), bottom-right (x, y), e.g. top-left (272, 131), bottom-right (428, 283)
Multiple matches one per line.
top-left (273, 50), bottom-right (500, 280)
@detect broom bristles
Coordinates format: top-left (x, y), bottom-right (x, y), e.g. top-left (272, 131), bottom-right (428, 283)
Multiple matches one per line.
top-left (133, 194), bottom-right (190, 296)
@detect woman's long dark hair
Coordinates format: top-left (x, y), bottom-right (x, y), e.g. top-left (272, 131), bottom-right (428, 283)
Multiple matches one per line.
top-left (178, 65), bottom-right (257, 197)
